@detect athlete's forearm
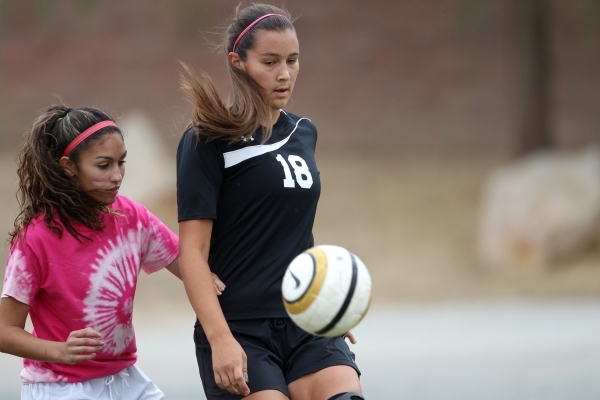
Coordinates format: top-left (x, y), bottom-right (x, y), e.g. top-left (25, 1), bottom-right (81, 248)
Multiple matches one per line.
top-left (0, 297), bottom-right (103, 364)
top-left (180, 247), bottom-right (232, 343)
top-left (179, 219), bottom-right (234, 343)
top-left (0, 297), bottom-right (62, 362)
top-left (0, 325), bottom-right (64, 362)
top-left (179, 237), bottom-right (249, 396)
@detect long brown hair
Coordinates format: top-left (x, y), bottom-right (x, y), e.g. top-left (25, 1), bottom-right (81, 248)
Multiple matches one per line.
top-left (9, 105), bottom-right (122, 244)
top-left (180, 3), bottom-right (295, 144)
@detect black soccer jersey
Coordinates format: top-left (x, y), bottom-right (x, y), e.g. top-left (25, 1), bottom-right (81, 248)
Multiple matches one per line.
top-left (177, 110), bottom-right (321, 320)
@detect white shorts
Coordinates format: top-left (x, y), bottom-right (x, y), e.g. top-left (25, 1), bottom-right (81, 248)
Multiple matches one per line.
top-left (21, 364), bottom-right (165, 400)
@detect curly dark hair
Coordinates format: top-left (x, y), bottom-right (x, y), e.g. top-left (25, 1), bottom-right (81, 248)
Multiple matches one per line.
top-left (9, 104), bottom-right (122, 244)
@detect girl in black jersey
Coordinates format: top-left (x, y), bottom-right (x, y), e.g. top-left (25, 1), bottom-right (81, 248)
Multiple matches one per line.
top-left (176, 4), bottom-right (364, 400)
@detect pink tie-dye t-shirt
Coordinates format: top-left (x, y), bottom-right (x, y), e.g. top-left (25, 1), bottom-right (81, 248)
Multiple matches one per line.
top-left (2, 195), bottom-right (178, 383)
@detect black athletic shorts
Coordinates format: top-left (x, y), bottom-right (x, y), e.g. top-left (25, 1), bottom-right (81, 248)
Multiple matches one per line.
top-left (193, 317), bottom-right (361, 399)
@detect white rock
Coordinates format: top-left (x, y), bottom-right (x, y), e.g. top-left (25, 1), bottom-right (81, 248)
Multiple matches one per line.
top-left (478, 147), bottom-right (600, 269)
top-left (116, 111), bottom-right (176, 208)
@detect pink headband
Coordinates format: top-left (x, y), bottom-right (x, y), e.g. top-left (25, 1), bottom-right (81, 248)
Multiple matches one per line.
top-left (232, 13), bottom-right (289, 53)
top-left (62, 120), bottom-right (117, 157)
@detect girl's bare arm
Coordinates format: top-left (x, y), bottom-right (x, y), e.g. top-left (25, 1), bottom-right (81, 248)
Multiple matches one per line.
top-left (0, 296), bottom-right (103, 364)
top-left (179, 219), bottom-right (249, 396)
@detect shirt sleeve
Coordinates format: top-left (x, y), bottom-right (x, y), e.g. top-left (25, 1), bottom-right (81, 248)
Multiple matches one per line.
top-left (139, 209), bottom-right (179, 275)
top-left (176, 128), bottom-right (223, 222)
top-left (1, 241), bottom-right (41, 305)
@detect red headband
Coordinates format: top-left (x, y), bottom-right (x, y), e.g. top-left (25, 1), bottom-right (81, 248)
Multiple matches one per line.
top-left (232, 13), bottom-right (289, 53)
top-left (62, 120), bottom-right (117, 157)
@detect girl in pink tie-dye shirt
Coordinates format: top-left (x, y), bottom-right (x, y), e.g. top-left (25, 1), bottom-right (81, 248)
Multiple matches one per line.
top-left (0, 105), bottom-right (224, 400)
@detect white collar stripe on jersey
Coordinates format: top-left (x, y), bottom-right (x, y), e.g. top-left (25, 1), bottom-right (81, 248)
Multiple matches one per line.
top-left (223, 116), bottom-right (307, 168)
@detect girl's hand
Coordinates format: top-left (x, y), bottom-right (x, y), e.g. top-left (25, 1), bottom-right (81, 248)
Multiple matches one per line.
top-left (211, 335), bottom-right (250, 396)
top-left (344, 331), bottom-right (357, 344)
top-left (60, 327), bottom-right (104, 364)
top-left (212, 273), bottom-right (226, 296)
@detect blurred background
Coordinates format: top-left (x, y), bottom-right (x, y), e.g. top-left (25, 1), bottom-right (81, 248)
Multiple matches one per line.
top-left (1, 0), bottom-right (600, 398)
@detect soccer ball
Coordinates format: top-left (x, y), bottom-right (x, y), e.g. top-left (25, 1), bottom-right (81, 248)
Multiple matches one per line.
top-left (282, 245), bottom-right (372, 337)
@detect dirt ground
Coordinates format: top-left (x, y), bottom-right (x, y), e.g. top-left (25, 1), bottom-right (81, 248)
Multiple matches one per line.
top-left (1, 149), bottom-right (600, 310)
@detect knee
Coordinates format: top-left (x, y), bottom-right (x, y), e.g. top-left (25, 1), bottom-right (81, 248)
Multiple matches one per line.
top-left (328, 392), bottom-right (365, 400)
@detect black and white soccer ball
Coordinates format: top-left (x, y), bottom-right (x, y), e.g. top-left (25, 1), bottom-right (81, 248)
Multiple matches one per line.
top-left (282, 245), bottom-right (372, 337)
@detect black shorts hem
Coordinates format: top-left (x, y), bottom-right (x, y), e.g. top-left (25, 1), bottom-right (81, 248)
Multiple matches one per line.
top-left (286, 358), bottom-right (361, 384)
